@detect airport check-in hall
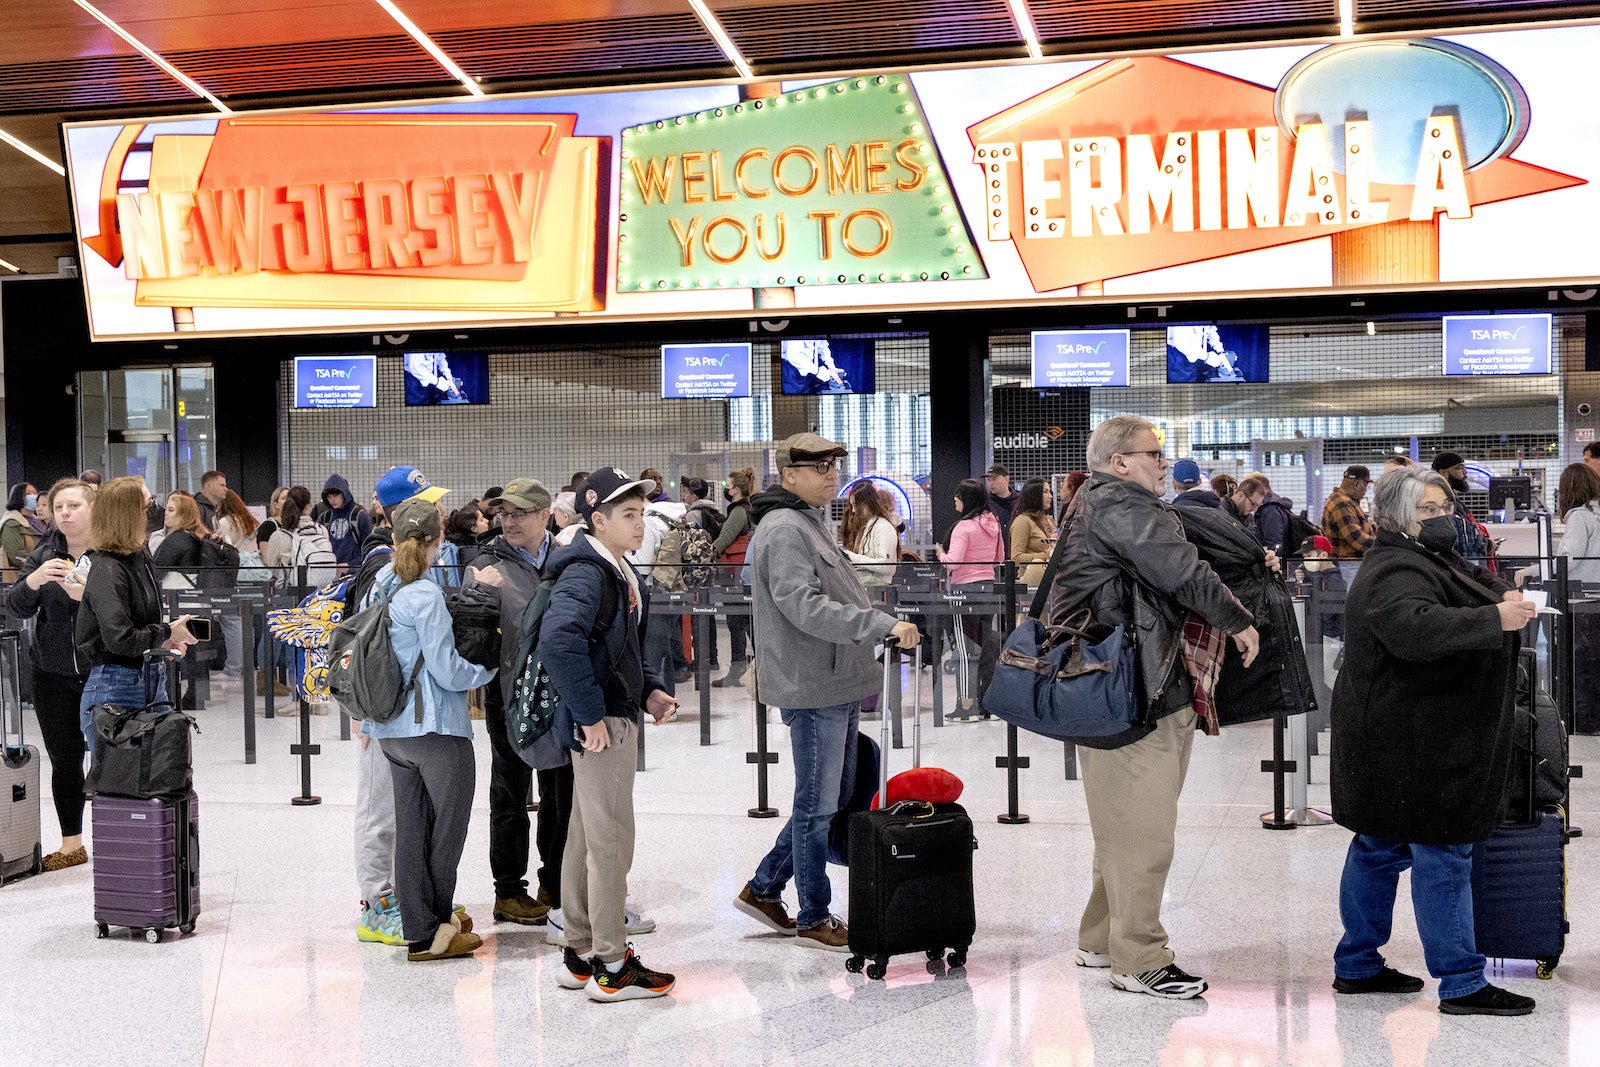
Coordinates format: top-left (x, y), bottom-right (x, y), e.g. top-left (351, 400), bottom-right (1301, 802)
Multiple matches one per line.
top-left (3, 1), bottom-right (1600, 1064)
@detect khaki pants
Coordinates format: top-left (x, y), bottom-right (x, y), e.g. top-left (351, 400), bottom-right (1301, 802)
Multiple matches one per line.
top-left (561, 716), bottom-right (637, 964)
top-left (1077, 706), bottom-right (1196, 974)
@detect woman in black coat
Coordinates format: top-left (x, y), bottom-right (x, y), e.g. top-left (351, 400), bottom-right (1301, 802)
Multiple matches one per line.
top-left (1328, 465), bottom-right (1538, 1016)
top-left (1174, 504), bottom-right (1315, 724)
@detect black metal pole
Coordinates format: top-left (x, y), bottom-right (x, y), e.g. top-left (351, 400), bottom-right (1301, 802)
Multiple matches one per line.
top-left (695, 605), bottom-right (713, 746)
top-left (1261, 716), bottom-right (1294, 830)
top-left (290, 697), bottom-right (322, 806)
top-left (996, 561), bottom-right (1030, 824)
top-left (747, 701), bottom-right (779, 818)
top-left (240, 603), bottom-right (256, 765)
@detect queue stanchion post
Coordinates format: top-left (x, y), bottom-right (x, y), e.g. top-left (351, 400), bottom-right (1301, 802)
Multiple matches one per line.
top-left (240, 600), bottom-right (257, 764)
top-left (693, 599), bottom-right (714, 747)
top-left (1260, 715), bottom-right (1295, 830)
top-left (1064, 742), bottom-right (1078, 781)
top-left (930, 623), bottom-right (944, 727)
top-left (994, 562), bottom-right (1030, 824)
top-left (290, 696), bottom-right (322, 806)
top-left (747, 701), bottom-right (779, 818)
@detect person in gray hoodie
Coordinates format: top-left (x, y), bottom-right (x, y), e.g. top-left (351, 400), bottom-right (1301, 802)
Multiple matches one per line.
top-left (732, 433), bottom-right (921, 952)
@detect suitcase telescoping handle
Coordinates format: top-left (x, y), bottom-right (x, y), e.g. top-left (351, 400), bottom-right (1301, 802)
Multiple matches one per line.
top-left (1, 628), bottom-right (23, 749)
top-left (145, 645), bottom-right (184, 710)
top-left (878, 635), bottom-right (925, 806)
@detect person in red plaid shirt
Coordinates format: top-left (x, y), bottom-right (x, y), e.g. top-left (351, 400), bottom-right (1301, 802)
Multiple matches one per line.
top-left (1321, 465), bottom-right (1376, 587)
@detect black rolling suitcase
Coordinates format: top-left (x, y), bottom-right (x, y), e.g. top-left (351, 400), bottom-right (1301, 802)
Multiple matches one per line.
top-left (1, 629), bottom-right (43, 883)
top-left (88, 648), bottom-right (201, 942)
top-left (1470, 650), bottom-right (1569, 978)
top-left (845, 638), bottom-right (976, 980)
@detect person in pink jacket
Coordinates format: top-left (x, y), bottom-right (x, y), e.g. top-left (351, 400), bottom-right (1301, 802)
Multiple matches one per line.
top-left (938, 478), bottom-right (1005, 720)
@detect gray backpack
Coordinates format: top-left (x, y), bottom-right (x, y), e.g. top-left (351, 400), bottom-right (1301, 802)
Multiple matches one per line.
top-left (326, 581), bottom-right (425, 723)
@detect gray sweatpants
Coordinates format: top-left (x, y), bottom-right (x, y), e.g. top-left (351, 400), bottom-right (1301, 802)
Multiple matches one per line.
top-left (383, 733), bottom-right (477, 944)
top-left (561, 716), bottom-right (638, 964)
top-left (354, 730), bottom-right (397, 904)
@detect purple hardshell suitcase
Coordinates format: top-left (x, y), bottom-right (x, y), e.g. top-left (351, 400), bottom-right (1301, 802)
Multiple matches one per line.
top-left (1, 629), bottom-right (43, 883)
top-left (91, 649), bottom-right (200, 941)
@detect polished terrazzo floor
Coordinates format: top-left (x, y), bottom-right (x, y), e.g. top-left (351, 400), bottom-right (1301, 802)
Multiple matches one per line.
top-left (3, 665), bottom-right (1595, 1066)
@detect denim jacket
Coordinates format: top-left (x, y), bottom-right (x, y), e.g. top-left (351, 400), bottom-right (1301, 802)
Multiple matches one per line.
top-left (359, 563), bottom-right (493, 741)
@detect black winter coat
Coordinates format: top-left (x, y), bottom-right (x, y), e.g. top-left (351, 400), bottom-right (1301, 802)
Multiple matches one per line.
top-left (1330, 529), bottom-right (1518, 845)
top-left (1176, 504), bottom-right (1316, 725)
top-left (75, 548), bottom-right (171, 671)
top-left (1045, 473), bottom-right (1253, 722)
top-left (4, 530), bottom-right (89, 679)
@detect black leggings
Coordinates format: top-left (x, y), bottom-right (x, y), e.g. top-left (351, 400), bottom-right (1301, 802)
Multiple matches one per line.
top-left (32, 670), bottom-right (87, 837)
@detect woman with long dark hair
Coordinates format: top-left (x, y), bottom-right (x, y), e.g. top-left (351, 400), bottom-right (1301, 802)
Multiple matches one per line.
top-left (938, 478), bottom-right (1004, 720)
top-left (1557, 462), bottom-right (1600, 583)
top-left (1009, 477), bottom-right (1055, 589)
top-left (840, 480), bottom-right (899, 584)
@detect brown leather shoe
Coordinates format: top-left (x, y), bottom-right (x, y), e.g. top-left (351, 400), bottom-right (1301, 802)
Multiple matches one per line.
top-left (41, 846), bottom-right (88, 872)
top-left (734, 885), bottom-right (797, 933)
top-left (796, 916), bottom-right (851, 952)
top-left (494, 893), bottom-right (551, 925)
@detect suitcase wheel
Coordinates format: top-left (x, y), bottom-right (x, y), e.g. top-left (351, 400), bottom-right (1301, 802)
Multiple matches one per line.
top-left (845, 955), bottom-right (864, 974)
top-left (866, 957), bottom-right (888, 981)
top-left (95, 923), bottom-right (109, 939)
top-left (1536, 958), bottom-right (1559, 980)
top-left (947, 948), bottom-right (968, 969)
top-left (180, 922), bottom-right (196, 936)
top-left (144, 927), bottom-right (162, 944)
top-left (926, 948), bottom-right (943, 961)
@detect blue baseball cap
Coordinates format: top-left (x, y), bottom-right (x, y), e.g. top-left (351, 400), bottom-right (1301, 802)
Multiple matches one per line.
top-left (1172, 459), bottom-right (1202, 487)
top-left (374, 465), bottom-right (449, 508)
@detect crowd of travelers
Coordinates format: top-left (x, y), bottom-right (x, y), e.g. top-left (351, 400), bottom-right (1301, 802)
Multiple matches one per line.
top-left (4, 434), bottom-right (1597, 1008)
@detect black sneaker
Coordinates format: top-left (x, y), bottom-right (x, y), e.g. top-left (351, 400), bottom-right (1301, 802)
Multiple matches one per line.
top-left (1333, 966), bottom-right (1425, 994)
top-left (1111, 963), bottom-right (1208, 1000)
top-left (585, 948), bottom-right (676, 1002)
top-left (555, 947), bottom-right (594, 990)
top-left (1439, 983), bottom-right (1535, 1016)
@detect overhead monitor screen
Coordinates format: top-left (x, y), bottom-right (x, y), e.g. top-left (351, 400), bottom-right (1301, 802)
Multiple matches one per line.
top-left (293, 355), bottom-right (376, 409)
top-left (403, 351), bottom-right (489, 405)
top-left (661, 343), bottom-right (751, 399)
top-left (779, 338), bottom-right (876, 395)
top-left (1166, 324), bottom-right (1270, 383)
top-left (1031, 330), bottom-right (1131, 387)
top-left (1442, 314), bottom-right (1552, 376)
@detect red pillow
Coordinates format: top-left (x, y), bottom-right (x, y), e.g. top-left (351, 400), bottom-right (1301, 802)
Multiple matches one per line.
top-left (870, 766), bottom-right (964, 810)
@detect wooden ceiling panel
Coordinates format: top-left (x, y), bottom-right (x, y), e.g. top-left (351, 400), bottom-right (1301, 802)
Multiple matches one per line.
top-left (1027, 0), bottom-right (1337, 47)
top-left (714, 0), bottom-right (1024, 68)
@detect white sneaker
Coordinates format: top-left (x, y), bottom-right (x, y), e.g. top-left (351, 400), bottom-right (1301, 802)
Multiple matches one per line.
top-left (1110, 963), bottom-right (1208, 1000)
top-left (625, 907), bottom-right (656, 935)
top-left (1075, 948), bottom-right (1113, 968)
top-left (545, 905), bottom-right (654, 945)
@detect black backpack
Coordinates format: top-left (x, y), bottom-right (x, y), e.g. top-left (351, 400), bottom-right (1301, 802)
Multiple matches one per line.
top-left (197, 537), bottom-right (241, 590)
top-left (1284, 510), bottom-right (1323, 556)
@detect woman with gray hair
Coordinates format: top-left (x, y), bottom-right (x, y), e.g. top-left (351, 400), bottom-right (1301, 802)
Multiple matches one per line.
top-left (1329, 465), bottom-right (1538, 1015)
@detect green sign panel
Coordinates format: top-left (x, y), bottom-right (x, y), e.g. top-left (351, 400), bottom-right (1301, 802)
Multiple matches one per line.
top-left (617, 75), bottom-right (985, 292)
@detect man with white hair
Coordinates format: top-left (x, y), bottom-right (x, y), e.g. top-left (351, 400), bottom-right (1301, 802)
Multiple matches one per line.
top-left (1045, 415), bottom-right (1260, 1000)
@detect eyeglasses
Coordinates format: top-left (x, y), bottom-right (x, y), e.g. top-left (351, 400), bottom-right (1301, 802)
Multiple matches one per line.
top-left (1117, 450), bottom-right (1167, 464)
top-left (1416, 502), bottom-right (1455, 518)
top-left (500, 506), bottom-right (544, 522)
top-left (787, 459), bottom-right (844, 475)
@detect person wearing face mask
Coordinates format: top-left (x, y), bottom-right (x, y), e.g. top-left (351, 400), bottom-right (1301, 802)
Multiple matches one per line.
top-left (2, 482), bottom-right (48, 581)
top-left (1329, 465), bottom-right (1538, 1016)
top-left (1429, 452), bottom-right (1495, 566)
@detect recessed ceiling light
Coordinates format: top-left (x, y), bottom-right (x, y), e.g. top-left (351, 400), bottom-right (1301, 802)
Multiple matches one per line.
top-left (687, 0), bottom-right (754, 80)
top-left (1007, 0), bottom-right (1044, 60)
top-left (73, 0), bottom-right (232, 112)
top-left (0, 129), bottom-right (65, 176)
top-left (375, 0), bottom-right (485, 96)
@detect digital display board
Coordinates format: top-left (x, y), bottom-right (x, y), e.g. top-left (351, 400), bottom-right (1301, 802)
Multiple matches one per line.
top-left (293, 355), bottom-right (376, 408)
top-left (403, 351), bottom-right (489, 404)
top-left (1166, 325), bottom-right (1270, 383)
top-left (780, 338), bottom-right (876, 394)
top-left (1442, 313), bottom-right (1552, 375)
top-left (661, 343), bottom-right (751, 399)
top-left (1031, 330), bottom-right (1130, 387)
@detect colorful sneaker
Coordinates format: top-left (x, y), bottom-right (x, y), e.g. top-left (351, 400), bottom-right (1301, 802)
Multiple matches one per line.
top-left (795, 915), bottom-right (851, 953)
top-left (357, 896), bottom-right (406, 946)
top-left (1111, 963), bottom-right (1208, 1000)
top-left (555, 947), bottom-right (595, 990)
top-left (734, 885), bottom-right (797, 933)
top-left (585, 948), bottom-right (675, 1002)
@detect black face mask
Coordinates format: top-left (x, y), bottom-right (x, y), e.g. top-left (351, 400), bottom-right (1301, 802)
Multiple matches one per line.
top-left (1416, 515), bottom-right (1456, 552)
top-left (1447, 473), bottom-right (1469, 494)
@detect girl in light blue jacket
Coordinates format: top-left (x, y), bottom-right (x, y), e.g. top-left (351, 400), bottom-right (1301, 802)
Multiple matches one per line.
top-left (362, 498), bottom-right (495, 961)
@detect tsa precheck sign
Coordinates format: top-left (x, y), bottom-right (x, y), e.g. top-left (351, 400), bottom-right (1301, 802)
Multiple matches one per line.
top-left (293, 355), bottom-right (377, 408)
top-left (661, 343), bottom-right (752, 399)
top-left (1031, 330), bottom-right (1131, 388)
top-left (1441, 314), bottom-right (1552, 376)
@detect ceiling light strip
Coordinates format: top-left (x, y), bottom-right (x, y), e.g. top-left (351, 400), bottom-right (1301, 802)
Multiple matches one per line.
top-left (1339, 0), bottom-right (1355, 36)
top-left (0, 258), bottom-right (22, 273)
top-left (72, 0), bottom-right (232, 113)
top-left (0, 129), bottom-right (65, 176)
top-left (1007, 0), bottom-right (1044, 60)
top-left (687, 0), bottom-right (754, 80)
top-left (374, 0), bottom-right (485, 97)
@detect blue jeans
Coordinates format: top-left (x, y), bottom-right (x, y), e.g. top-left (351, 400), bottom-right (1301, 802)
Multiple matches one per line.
top-left (79, 663), bottom-right (169, 757)
top-left (1335, 834), bottom-right (1486, 1000)
top-left (748, 701), bottom-right (859, 930)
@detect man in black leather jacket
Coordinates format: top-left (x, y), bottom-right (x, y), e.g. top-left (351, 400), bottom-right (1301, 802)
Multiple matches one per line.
top-left (1046, 416), bottom-right (1259, 1001)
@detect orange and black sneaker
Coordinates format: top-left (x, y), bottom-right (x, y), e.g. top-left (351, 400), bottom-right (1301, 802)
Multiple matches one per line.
top-left (555, 947), bottom-right (595, 990)
top-left (584, 948), bottom-right (675, 1002)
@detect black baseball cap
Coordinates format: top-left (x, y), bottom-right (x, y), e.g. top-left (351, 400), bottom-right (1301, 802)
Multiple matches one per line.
top-left (576, 466), bottom-right (656, 521)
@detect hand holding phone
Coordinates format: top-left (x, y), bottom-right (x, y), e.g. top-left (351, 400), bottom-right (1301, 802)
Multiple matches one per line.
top-left (188, 617), bottom-right (213, 642)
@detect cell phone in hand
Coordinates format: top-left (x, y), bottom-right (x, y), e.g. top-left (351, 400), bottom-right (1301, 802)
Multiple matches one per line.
top-left (188, 617), bottom-right (213, 641)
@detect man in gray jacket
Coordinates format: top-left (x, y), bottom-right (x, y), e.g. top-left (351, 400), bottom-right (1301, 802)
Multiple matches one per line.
top-left (1047, 415), bottom-right (1259, 1000)
top-left (733, 433), bottom-right (921, 951)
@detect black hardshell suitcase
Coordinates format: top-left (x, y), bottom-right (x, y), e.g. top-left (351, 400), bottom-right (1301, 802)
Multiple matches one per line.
top-left (1470, 663), bottom-right (1568, 979)
top-left (0, 629), bottom-right (43, 883)
top-left (90, 649), bottom-right (201, 941)
top-left (846, 638), bottom-right (977, 980)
